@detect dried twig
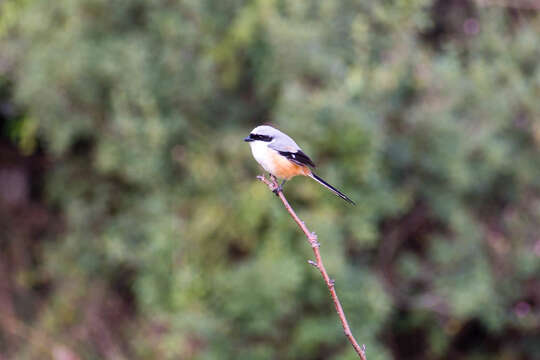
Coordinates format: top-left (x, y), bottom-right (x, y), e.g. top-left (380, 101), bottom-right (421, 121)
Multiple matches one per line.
top-left (257, 175), bottom-right (367, 360)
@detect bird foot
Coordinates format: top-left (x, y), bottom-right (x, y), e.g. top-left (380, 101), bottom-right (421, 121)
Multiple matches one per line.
top-left (272, 185), bottom-right (283, 195)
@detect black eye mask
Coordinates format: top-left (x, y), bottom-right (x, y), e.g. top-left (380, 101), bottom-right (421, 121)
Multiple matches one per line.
top-left (249, 134), bottom-right (273, 142)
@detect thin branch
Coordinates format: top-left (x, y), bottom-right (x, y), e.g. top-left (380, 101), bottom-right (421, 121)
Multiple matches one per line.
top-left (257, 175), bottom-right (367, 360)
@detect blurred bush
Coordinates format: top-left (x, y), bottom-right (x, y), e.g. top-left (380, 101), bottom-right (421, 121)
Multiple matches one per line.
top-left (1, 0), bottom-right (539, 359)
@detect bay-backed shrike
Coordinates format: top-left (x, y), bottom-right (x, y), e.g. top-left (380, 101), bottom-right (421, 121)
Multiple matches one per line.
top-left (244, 125), bottom-right (355, 205)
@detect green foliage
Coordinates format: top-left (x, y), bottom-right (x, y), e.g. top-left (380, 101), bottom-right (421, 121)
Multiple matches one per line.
top-left (1, 0), bottom-right (540, 359)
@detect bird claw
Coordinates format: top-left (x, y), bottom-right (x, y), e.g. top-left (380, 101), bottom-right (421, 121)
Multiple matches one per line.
top-left (272, 185), bottom-right (283, 195)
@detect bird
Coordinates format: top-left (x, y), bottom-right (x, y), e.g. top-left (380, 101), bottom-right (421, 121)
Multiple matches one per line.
top-left (244, 125), bottom-right (355, 205)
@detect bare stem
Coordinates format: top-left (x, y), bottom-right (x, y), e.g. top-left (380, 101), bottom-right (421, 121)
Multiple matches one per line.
top-left (257, 175), bottom-right (367, 360)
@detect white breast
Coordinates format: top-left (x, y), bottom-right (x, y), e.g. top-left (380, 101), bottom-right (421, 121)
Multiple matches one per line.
top-left (249, 141), bottom-right (274, 173)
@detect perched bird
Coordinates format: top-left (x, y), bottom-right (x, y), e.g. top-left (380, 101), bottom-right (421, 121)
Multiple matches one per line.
top-left (244, 125), bottom-right (355, 205)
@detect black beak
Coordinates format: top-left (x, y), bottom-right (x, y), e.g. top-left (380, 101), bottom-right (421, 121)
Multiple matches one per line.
top-left (244, 136), bottom-right (253, 142)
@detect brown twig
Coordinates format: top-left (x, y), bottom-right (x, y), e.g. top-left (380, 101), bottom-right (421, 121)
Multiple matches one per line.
top-left (257, 175), bottom-right (367, 360)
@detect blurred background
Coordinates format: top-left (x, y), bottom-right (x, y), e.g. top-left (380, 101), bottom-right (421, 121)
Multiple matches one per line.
top-left (1, 0), bottom-right (540, 359)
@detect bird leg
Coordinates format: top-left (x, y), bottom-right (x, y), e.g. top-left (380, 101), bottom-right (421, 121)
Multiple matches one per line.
top-left (272, 177), bottom-right (287, 195)
top-left (269, 174), bottom-right (278, 195)
top-left (278, 179), bottom-right (287, 192)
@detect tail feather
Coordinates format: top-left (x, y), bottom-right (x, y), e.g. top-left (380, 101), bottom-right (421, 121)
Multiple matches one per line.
top-left (309, 173), bottom-right (355, 205)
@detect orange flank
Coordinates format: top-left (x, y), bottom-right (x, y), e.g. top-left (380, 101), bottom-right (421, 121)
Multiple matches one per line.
top-left (270, 151), bottom-right (311, 179)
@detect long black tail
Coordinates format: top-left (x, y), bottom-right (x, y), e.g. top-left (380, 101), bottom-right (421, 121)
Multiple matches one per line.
top-left (309, 173), bottom-right (355, 205)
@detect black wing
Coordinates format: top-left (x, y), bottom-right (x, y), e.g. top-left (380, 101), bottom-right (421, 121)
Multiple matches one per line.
top-left (278, 150), bottom-right (316, 168)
